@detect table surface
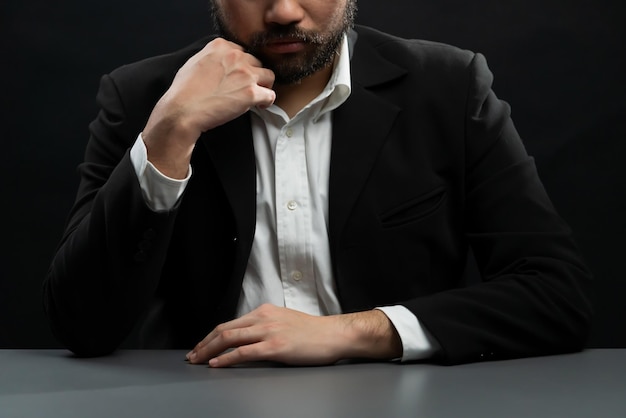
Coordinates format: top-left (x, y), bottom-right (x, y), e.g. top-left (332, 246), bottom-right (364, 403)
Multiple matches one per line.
top-left (1, 349), bottom-right (625, 418)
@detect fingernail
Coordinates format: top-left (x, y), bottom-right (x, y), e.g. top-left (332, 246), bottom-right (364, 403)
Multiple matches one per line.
top-left (188, 352), bottom-right (197, 363)
top-left (209, 358), bottom-right (219, 367)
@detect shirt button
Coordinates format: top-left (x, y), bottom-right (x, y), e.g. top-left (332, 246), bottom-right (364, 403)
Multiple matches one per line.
top-left (287, 200), bottom-right (298, 210)
top-left (292, 271), bottom-right (303, 281)
top-left (285, 128), bottom-right (293, 138)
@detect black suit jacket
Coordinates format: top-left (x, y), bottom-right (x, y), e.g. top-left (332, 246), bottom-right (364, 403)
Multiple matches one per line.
top-left (44, 25), bottom-right (592, 364)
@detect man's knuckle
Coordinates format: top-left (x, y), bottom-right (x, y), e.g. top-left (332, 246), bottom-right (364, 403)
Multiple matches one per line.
top-left (211, 38), bottom-right (230, 50)
top-left (220, 329), bottom-right (237, 341)
top-left (258, 303), bottom-right (274, 313)
top-left (224, 49), bottom-right (246, 65)
top-left (239, 83), bottom-right (255, 96)
top-left (267, 338), bottom-right (286, 353)
top-left (237, 345), bottom-right (254, 358)
top-left (263, 322), bottom-right (281, 333)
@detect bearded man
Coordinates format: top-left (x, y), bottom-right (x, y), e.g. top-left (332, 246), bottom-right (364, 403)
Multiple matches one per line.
top-left (44, 0), bottom-right (592, 366)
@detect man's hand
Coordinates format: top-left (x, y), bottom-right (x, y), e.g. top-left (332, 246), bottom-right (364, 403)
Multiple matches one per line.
top-left (142, 38), bottom-right (276, 178)
top-left (186, 304), bottom-right (403, 367)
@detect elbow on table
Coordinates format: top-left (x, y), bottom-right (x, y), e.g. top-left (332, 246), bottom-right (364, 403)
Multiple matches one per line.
top-left (43, 290), bottom-right (125, 358)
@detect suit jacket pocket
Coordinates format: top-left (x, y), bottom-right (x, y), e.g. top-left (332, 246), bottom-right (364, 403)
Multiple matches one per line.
top-left (379, 186), bottom-right (446, 228)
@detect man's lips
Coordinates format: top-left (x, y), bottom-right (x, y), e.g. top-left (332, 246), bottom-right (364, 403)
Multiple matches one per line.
top-left (264, 39), bottom-right (308, 54)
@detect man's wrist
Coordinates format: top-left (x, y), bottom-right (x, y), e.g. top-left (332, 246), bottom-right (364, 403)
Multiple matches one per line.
top-left (141, 130), bottom-right (194, 179)
top-left (131, 134), bottom-right (191, 211)
top-left (336, 310), bottom-right (403, 360)
top-left (375, 306), bottom-right (440, 362)
top-left (141, 108), bottom-right (200, 179)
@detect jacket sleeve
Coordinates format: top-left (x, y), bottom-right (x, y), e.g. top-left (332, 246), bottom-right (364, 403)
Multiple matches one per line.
top-left (404, 53), bottom-right (593, 364)
top-left (43, 73), bottom-right (179, 356)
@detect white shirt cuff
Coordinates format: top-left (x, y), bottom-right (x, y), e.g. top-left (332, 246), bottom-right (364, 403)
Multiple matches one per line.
top-left (376, 305), bottom-right (440, 362)
top-left (130, 133), bottom-right (191, 211)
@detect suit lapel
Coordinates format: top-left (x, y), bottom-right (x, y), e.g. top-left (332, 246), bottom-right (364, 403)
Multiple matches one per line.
top-left (328, 33), bottom-right (407, 250)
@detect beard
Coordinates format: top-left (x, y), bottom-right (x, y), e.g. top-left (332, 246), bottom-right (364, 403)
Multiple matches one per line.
top-left (209, 1), bottom-right (357, 85)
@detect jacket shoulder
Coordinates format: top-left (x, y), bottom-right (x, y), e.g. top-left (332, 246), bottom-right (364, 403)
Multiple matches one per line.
top-left (353, 25), bottom-right (476, 71)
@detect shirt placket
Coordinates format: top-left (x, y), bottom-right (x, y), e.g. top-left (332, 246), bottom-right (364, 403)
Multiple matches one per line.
top-left (274, 119), bottom-right (321, 315)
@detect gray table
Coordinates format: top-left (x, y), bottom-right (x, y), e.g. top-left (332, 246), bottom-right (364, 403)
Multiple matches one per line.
top-left (1, 349), bottom-right (624, 417)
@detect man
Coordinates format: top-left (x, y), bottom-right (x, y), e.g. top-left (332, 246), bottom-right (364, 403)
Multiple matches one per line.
top-left (43, 0), bottom-right (592, 366)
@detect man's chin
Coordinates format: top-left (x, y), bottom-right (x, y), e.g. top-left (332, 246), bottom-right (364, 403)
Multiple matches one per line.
top-left (272, 73), bottom-right (308, 86)
top-left (261, 58), bottom-right (313, 85)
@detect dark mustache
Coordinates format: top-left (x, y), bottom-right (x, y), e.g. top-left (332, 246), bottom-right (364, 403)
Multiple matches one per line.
top-left (249, 25), bottom-right (324, 48)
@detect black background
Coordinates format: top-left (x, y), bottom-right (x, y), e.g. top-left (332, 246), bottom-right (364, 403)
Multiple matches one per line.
top-left (2, 0), bottom-right (625, 348)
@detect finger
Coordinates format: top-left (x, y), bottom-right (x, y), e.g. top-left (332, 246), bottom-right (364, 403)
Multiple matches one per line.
top-left (208, 341), bottom-right (274, 368)
top-left (255, 67), bottom-right (276, 89)
top-left (190, 330), bottom-right (257, 364)
top-left (185, 318), bottom-right (247, 360)
top-left (251, 68), bottom-right (276, 108)
top-left (207, 37), bottom-right (245, 52)
top-left (252, 86), bottom-right (276, 109)
top-left (197, 314), bottom-right (257, 346)
top-left (188, 323), bottom-right (267, 364)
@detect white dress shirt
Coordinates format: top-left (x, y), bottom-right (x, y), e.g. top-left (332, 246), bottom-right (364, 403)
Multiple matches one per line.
top-left (129, 35), bottom-right (438, 361)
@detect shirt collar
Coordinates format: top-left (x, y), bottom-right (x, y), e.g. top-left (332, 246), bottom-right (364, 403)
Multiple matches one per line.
top-left (252, 34), bottom-right (352, 123)
top-left (319, 33), bottom-right (352, 118)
